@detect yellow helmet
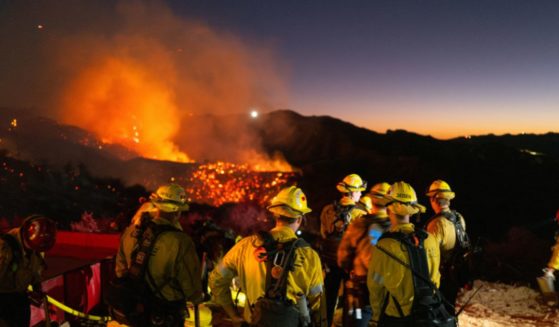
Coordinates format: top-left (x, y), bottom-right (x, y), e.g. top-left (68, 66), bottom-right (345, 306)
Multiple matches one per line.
top-left (426, 180), bottom-right (455, 200)
top-left (149, 183), bottom-right (190, 213)
top-left (358, 195), bottom-right (373, 214)
top-left (267, 186), bottom-right (312, 219)
top-left (386, 181), bottom-right (426, 214)
top-left (369, 182), bottom-right (391, 206)
top-left (336, 174), bottom-right (367, 193)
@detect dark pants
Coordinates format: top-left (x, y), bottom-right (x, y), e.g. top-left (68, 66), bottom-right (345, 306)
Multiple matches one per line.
top-left (145, 298), bottom-right (187, 327)
top-left (0, 292), bottom-right (30, 327)
top-left (342, 305), bottom-right (372, 327)
top-left (324, 264), bottom-right (343, 327)
top-left (378, 314), bottom-right (413, 327)
top-left (439, 267), bottom-right (461, 314)
top-left (439, 279), bottom-right (459, 314)
top-left (342, 276), bottom-right (371, 327)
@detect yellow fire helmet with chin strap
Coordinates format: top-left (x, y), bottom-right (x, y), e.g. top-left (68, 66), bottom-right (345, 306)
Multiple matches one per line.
top-left (386, 181), bottom-right (426, 215)
top-left (267, 186), bottom-right (312, 219)
top-left (149, 183), bottom-right (190, 213)
top-left (425, 179), bottom-right (456, 200)
top-left (368, 182), bottom-right (391, 206)
top-left (336, 174), bottom-right (367, 193)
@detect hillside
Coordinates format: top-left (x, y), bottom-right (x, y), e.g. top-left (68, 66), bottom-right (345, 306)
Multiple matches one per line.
top-left (2, 107), bottom-right (559, 283)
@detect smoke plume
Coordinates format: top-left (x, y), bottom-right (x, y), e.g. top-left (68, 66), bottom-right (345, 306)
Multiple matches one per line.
top-left (0, 1), bottom-right (290, 166)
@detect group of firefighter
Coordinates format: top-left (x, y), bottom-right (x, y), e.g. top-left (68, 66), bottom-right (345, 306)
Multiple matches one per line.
top-left (1, 175), bottom-right (559, 327)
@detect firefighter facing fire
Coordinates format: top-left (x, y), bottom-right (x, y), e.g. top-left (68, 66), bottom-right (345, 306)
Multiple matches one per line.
top-left (0, 215), bottom-right (57, 327)
top-left (337, 182), bottom-right (392, 327)
top-left (209, 186), bottom-right (325, 326)
top-left (115, 183), bottom-right (203, 326)
top-left (320, 173), bottom-right (367, 326)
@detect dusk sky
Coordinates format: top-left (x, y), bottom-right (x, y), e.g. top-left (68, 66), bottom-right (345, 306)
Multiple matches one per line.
top-left (2, 0), bottom-right (559, 139)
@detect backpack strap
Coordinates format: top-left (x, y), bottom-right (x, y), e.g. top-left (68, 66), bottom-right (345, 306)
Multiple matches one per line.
top-left (376, 230), bottom-right (454, 310)
top-left (332, 200), bottom-right (355, 235)
top-left (128, 222), bottom-right (181, 283)
top-left (264, 237), bottom-right (309, 302)
top-left (445, 211), bottom-right (471, 250)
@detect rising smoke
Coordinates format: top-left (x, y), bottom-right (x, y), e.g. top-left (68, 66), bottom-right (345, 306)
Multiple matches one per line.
top-left (0, 1), bottom-right (291, 167)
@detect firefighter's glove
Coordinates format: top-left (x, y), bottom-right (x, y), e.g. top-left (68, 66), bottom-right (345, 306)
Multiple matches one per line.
top-left (543, 268), bottom-right (556, 281)
top-left (190, 290), bottom-right (205, 305)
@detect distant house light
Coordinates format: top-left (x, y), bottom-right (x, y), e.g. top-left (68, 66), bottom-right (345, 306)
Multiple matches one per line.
top-left (520, 149), bottom-right (543, 156)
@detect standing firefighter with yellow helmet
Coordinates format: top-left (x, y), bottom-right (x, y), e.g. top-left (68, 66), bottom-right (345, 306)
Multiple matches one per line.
top-left (367, 182), bottom-right (454, 327)
top-left (320, 173), bottom-right (367, 326)
top-left (209, 186), bottom-right (325, 327)
top-left (112, 183), bottom-right (203, 327)
top-left (425, 180), bottom-right (471, 313)
top-left (338, 182), bottom-right (391, 327)
top-left (0, 215), bottom-right (57, 327)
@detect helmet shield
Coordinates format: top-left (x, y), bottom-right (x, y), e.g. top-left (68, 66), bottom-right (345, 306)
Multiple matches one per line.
top-left (21, 215), bottom-right (57, 252)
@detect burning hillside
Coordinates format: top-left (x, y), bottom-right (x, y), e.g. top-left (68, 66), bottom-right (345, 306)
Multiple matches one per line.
top-left (0, 0), bottom-right (300, 210)
top-left (183, 161), bottom-right (295, 206)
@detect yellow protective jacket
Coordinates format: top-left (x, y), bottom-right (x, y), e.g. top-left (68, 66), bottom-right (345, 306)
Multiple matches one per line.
top-left (337, 212), bottom-right (390, 277)
top-left (367, 223), bottom-right (440, 321)
top-left (548, 232), bottom-right (559, 270)
top-left (0, 228), bottom-right (45, 293)
top-left (425, 210), bottom-right (467, 263)
top-left (115, 217), bottom-right (202, 303)
top-left (209, 226), bottom-right (324, 324)
top-left (320, 197), bottom-right (366, 239)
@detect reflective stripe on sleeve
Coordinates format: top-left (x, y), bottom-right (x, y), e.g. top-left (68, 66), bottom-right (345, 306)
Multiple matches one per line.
top-left (309, 284), bottom-right (323, 296)
top-left (216, 262), bottom-right (234, 278)
top-left (372, 272), bottom-right (384, 285)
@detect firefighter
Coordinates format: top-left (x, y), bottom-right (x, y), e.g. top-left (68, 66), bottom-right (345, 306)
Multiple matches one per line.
top-left (115, 183), bottom-right (203, 326)
top-left (0, 215), bottom-right (57, 327)
top-left (425, 180), bottom-right (471, 312)
top-left (209, 186), bottom-right (325, 326)
top-left (540, 209), bottom-right (559, 291)
top-left (337, 182), bottom-right (391, 327)
top-left (367, 182), bottom-right (441, 326)
top-left (320, 173), bottom-right (367, 326)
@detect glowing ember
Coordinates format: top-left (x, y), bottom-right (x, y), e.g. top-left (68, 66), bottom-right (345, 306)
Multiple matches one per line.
top-left (181, 161), bottom-right (296, 206)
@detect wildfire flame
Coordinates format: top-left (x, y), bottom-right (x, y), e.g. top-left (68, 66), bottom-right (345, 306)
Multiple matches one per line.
top-left (59, 55), bottom-right (295, 171)
top-left (60, 57), bottom-right (190, 162)
top-left (53, 1), bottom-right (295, 183)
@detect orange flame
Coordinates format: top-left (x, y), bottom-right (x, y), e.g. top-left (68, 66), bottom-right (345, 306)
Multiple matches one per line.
top-left (53, 1), bottom-right (294, 173)
top-left (60, 57), bottom-right (190, 162)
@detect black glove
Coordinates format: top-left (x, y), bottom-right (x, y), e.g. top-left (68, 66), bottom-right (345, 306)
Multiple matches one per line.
top-left (28, 283), bottom-right (46, 307)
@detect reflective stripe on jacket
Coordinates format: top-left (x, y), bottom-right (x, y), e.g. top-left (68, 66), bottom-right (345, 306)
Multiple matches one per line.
top-left (367, 223), bottom-right (440, 321)
top-left (115, 217), bottom-right (202, 302)
top-left (208, 226), bottom-right (324, 323)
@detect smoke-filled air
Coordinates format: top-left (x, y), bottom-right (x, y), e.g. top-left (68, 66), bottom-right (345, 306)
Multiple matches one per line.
top-left (0, 0), bottom-right (291, 169)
